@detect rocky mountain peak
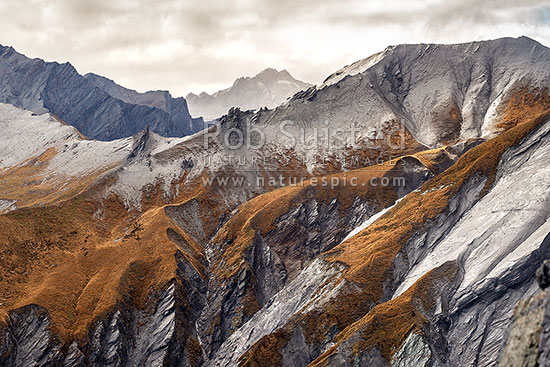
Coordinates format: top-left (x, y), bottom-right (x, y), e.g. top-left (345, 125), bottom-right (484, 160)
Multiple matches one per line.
top-left (186, 68), bottom-right (312, 120)
top-left (255, 67), bottom-right (293, 81)
top-left (84, 72), bottom-right (175, 112)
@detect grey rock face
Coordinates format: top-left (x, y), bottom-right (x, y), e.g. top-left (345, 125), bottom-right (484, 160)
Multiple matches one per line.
top-left (165, 199), bottom-right (207, 244)
top-left (326, 346), bottom-right (389, 367)
top-left (0, 45), bottom-right (204, 141)
top-left (205, 259), bottom-right (347, 367)
top-left (391, 333), bottom-right (432, 367)
top-left (538, 260), bottom-right (550, 290)
top-left (267, 37), bottom-right (550, 148)
top-left (281, 327), bottom-right (314, 367)
top-left (0, 305), bottom-right (62, 367)
top-left (196, 194), bottom-right (376, 359)
top-left (385, 155), bottom-right (434, 198)
top-left (86, 282), bottom-right (196, 367)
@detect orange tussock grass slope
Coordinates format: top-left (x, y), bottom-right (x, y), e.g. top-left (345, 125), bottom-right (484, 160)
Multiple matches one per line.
top-left (236, 109), bottom-right (550, 363)
top-left (210, 161), bottom-right (400, 281)
top-left (307, 261), bottom-right (458, 366)
top-left (0, 184), bottom-right (206, 341)
top-left (0, 147), bottom-right (121, 211)
top-left (497, 87), bottom-right (550, 131)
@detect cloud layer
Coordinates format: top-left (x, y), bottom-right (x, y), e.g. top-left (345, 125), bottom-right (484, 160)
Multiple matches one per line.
top-left (1, 0), bottom-right (549, 96)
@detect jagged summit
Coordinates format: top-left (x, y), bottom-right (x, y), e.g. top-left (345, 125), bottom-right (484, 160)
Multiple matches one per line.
top-left (186, 67), bottom-right (312, 120)
top-left (230, 68), bottom-right (295, 89)
top-left (252, 67), bottom-right (293, 80)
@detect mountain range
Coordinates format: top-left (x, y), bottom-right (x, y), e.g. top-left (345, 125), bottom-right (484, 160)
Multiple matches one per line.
top-left (186, 68), bottom-right (312, 120)
top-left (0, 45), bottom-right (204, 140)
top-left (0, 36), bottom-right (550, 367)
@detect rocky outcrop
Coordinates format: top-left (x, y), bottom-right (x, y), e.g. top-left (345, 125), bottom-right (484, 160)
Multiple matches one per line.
top-left (498, 258), bottom-right (550, 367)
top-left (0, 305), bottom-right (63, 366)
top-left (0, 45), bottom-right (204, 140)
top-left (391, 333), bottom-right (432, 367)
top-left (195, 195), bottom-right (357, 359)
top-left (538, 260), bottom-right (550, 290)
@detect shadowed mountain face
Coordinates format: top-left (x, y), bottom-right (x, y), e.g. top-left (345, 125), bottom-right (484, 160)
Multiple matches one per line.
top-left (0, 45), bottom-right (204, 141)
top-left (0, 37), bottom-right (550, 367)
top-left (186, 68), bottom-right (312, 120)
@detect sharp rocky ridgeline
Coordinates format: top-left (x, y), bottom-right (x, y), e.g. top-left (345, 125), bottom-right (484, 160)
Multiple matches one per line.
top-left (0, 45), bottom-right (205, 141)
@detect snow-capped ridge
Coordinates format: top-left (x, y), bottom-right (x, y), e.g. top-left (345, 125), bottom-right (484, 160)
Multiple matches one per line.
top-left (264, 36), bottom-right (550, 149)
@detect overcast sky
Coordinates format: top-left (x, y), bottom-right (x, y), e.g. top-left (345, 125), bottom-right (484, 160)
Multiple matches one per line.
top-left (1, 0), bottom-right (549, 96)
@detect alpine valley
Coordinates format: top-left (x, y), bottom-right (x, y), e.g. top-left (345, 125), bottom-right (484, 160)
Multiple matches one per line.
top-left (1, 36), bottom-right (550, 367)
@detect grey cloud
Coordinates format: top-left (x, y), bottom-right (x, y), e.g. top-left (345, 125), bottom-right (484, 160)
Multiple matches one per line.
top-left (0, 0), bottom-right (549, 96)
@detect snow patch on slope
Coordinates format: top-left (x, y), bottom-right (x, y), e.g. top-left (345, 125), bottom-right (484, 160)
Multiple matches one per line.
top-left (342, 197), bottom-right (405, 243)
top-left (0, 103), bottom-right (133, 178)
top-left (0, 104), bottom-right (79, 169)
top-left (394, 116), bottom-right (550, 299)
top-left (321, 50), bottom-right (386, 88)
top-left (51, 138), bottom-right (133, 177)
top-left (0, 103), bottom-right (209, 210)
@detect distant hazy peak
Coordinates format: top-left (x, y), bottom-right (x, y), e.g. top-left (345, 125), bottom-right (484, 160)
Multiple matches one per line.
top-left (186, 68), bottom-right (312, 120)
top-left (254, 67), bottom-right (293, 80)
